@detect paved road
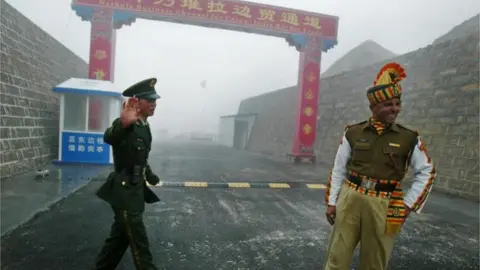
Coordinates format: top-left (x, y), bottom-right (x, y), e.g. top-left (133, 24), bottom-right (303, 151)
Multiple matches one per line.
top-left (1, 140), bottom-right (479, 270)
top-left (1, 163), bottom-right (110, 237)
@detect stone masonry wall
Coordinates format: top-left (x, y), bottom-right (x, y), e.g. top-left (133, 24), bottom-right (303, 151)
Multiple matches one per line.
top-left (238, 32), bottom-right (479, 200)
top-left (0, 0), bottom-right (88, 179)
top-left (239, 86), bottom-right (297, 156)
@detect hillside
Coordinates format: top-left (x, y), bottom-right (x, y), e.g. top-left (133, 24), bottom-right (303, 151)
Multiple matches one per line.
top-left (321, 40), bottom-right (397, 78)
top-left (433, 13), bottom-right (479, 44)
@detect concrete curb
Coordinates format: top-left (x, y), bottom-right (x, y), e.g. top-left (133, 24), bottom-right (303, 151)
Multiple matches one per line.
top-left (1, 176), bottom-right (100, 239)
top-left (147, 181), bottom-right (327, 189)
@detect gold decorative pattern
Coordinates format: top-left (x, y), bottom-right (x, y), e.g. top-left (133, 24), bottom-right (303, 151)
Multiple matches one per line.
top-left (303, 124), bottom-right (312, 134)
top-left (303, 106), bottom-right (313, 116)
top-left (306, 72), bottom-right (316, 82)
top-left (304, 89), bottom-right (314, 100)
top-left (93, 69), bottom-right (106, 80)
top-left (93, 49), bottom-right (107, 60)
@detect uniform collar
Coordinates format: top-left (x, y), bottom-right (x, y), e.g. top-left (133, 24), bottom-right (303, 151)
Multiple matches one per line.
top-left (390, 123), bottom-right (400, 132)
top-left (136, 119), bottom-right (149, 126)
top-left (362, 120), bottom-right (400, 133)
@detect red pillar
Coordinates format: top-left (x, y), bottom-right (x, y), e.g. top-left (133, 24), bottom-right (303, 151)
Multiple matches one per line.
top-left (87, 8), bottom-right (116, 133)
top-left (291, 37), bottom-right (322, 162)
top-left (89, 8), bottom-right (116, 81)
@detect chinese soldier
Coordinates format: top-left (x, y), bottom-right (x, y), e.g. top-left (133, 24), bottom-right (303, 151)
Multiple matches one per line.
top-left (93, 78), bottom-right (162, 270)
top-left (323, 62), bottom-right (437, 270)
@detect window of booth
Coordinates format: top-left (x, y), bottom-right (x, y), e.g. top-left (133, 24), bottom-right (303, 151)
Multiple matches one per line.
top-left (109, 99), bottom-right (122, 121)
top-left (88, 95), bottom-right (111, 133)
top-left (63, 93), bottom-right (87, 131)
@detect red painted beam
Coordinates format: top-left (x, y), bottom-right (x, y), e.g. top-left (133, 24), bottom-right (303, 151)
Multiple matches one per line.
top-left (72, 0), bottom-right (338, 40)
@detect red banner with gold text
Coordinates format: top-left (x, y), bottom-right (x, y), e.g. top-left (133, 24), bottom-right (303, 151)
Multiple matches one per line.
top-left (89, 8), bottom-right (115, 81)
top-left (297, 62), bottom-right (319, 148)
top-left (89, 37), bottom-right (114, 80)
top-left (73, 0), bottom-right (338, 39)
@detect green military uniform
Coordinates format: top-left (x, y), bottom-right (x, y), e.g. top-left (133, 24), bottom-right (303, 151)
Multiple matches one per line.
top-left (93, 78), bottom-right (162, 270)
top-left (324, 63), bottom-right (436, 270)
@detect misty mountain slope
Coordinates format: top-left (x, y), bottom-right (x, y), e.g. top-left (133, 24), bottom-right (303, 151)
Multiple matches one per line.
top-left (433, 13), bottom-right (479, 45)
top-left (321, 40), bottom-right (397, 78)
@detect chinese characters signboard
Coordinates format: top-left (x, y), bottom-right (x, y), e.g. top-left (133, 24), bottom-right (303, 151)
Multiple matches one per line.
top-left (72, 0), bottom-right (338, 39)
top-left (61, 131), bottom-right (110, 164)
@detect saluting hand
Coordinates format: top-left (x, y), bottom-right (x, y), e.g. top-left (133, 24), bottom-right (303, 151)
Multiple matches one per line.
top-left (120, 97), bottom-right (140, 128)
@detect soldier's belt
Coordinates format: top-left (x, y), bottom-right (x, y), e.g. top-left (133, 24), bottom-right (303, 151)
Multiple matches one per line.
top-left (116, 166), bottom-right (147, 185)
top-left (347, 173), bottom-right (397, 193)
top-left (116, 166), bottom-right (147, 176)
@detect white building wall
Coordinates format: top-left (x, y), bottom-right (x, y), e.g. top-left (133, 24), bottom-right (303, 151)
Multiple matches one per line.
top-left (218, 117), bottom-right (235, 147)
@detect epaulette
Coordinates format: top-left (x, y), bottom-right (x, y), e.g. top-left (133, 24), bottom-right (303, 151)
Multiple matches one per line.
top-left (396, 123), bottom-right (419, 135)
top-left (344, 120), bottom-right (367, 131)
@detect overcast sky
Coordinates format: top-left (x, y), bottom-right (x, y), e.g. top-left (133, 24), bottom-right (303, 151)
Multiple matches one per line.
top-left (6, 0), bottom-right (480, 135)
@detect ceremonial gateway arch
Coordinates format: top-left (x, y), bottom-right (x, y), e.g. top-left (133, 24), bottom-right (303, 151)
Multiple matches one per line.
top-left (71, 0), bottom-right (339, 162)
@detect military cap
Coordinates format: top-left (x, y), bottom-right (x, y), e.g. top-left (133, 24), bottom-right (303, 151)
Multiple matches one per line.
top-left (122, 77), bottom-right (160, 100)
top-left (366, 62), bottom-right (406, 105)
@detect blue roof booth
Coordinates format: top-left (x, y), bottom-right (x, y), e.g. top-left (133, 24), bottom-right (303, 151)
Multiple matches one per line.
top-left (52, 78), bottom-right (124, 165)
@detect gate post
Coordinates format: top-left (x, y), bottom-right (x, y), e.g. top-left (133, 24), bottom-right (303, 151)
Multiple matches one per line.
top-left (88, 8), bottom-right (116, 82)
top-left (291, 36), bottom-right (322, 163)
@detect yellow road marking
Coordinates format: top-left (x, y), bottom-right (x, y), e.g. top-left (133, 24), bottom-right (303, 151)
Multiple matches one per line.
top-left (146, 181), bottom-right (163, 187)
top-left (148, 181), bottom-right (327, 189)
top-left (184, 181), bottom-right (208, 188)
top-left (228, 182), bottom-right (251, 188)
top-left (306, 184), bottom-right (327, 189)
top-left (268, 183), bottom-right (290, 188)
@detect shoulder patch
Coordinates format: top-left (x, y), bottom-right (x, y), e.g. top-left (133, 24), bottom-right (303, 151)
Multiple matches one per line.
top-left (345, 120), bottom-right (367, 131)
top-left (396, 123), bottom-right (419, 135)
top-left (112, 117), bottom-right (121, 125)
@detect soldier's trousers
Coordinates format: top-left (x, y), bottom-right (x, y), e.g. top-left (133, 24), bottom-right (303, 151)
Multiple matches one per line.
top-left (323, 184), bottom-right (398, 270)
top-left (94, 207), bottom-right (158, 270)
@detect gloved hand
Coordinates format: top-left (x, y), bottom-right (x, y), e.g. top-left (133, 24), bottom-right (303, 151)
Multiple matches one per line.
top-left (145, 165), bottom-right (160, 185)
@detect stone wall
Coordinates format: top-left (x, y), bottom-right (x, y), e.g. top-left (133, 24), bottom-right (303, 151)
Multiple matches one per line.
top-left (239, 86), bottom-right (297, 155)
top-left (0, 0), bottom-right (88, 179)
top-left (238, 32), bottom-right (479, 199)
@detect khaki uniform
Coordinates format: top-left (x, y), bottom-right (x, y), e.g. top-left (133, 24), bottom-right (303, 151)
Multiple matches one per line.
top-left (323, 63), bottom-right (436, 270)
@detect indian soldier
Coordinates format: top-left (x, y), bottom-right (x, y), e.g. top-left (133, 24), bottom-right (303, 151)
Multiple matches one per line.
top-left (323, 62), bottom-right (437, 270)
top-left (93, 78), bottom-right (162, 270)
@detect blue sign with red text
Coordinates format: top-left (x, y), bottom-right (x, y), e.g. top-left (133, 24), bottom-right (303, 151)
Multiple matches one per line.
top-left (61, 131), bottom-right (110, 164)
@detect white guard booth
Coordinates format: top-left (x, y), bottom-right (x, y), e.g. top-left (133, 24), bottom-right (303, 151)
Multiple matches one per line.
top-left (218, 113), bottom-right (257, 149)
top-left (52, 78), bottom-right (124, 165)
